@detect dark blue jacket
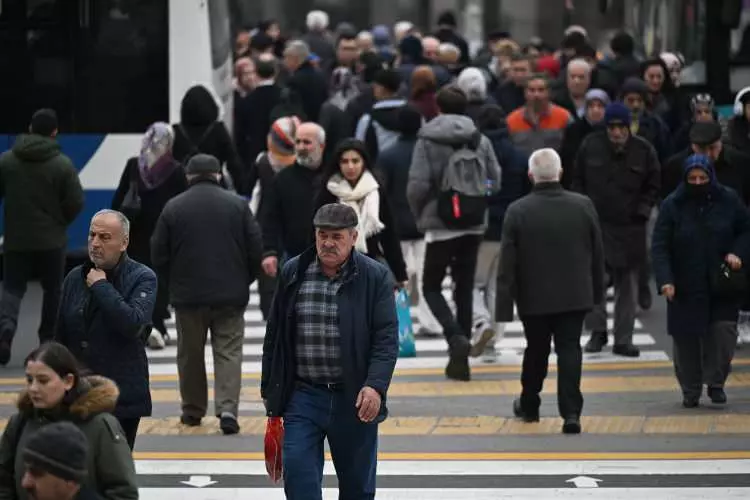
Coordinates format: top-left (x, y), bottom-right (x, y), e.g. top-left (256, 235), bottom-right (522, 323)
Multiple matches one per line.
top-left (55, 256), bottom-right (156, 418)
top-left (261, 248), bottom-right (398, 419)
top-left (652, 184), bottom-right (750, 337)
top-left (376, 136), bottom-right (422, 241)
top-left (483, 127), bottom-right (531, 241)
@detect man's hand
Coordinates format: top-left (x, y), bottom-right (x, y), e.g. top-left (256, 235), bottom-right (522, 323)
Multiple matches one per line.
top-left (661, 284), bottom-right (675, 301)
top-left (86, 269), bottom-right (107, 287)
top-left (262, 256), bottom-right (278, 277)
top-left (726, 253), bottom-right (742, 271)
top-left (355, 386), bottom-right (381, 423)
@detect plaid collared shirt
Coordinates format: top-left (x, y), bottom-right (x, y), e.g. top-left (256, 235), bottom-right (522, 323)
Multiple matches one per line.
top-left (294, 258), bottom-right (350, 383)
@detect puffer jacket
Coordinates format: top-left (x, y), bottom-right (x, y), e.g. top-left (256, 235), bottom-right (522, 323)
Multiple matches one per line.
top-left (0, 376), bottom-right (138, 500)
top-left (406, 114), bottom-right (502, 232)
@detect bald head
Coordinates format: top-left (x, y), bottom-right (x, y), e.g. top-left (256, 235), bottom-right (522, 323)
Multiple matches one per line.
top-left (295, 123), bottom-right (326, 169)
top-left (422, 36), bottom-right (440, 61)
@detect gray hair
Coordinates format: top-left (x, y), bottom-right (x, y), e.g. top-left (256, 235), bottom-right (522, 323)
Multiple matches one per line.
top-left (285, 40), bottom-right (310, 61)
top-left (92, 209), bottom-right (130, 238)
top-left (393, 21), bottom-right (414, 39)
top-left (300, 122), bottom-right (326, 144)
top-left (439, 43), bottom-right (460, 57)
top-left (357, 31), bottom-right (373, 43)
top-left (567, 58), bottom-right (592, 74)
top-left (457, 67), bottom-right (488, 102)
top-left (528, 148), bottom-right (562, 183)
top-left (306, 10), bottom-right (329, 31)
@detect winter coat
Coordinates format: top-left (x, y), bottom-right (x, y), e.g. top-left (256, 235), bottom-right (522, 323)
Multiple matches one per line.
top-left (235, 84), bottom-right (283, 169)
top-left (493, 81), bottom-right (525, 115)
top-left (0, 134), bottom-right (84, 251)
top-left (506, 104), bottom-right (572, 157)
top-left (286, 61), bottom-right (329, 123)
top-left (661, 147), bottom-right (750, 203)
top-left (111, 158), bottom-right (187, 266)
top-left (0, 376), bottom-right (138, 500)
top-left (652, 184), bottom-right (750, 336)
top-left (630, 110), bottom-right (672, 163)
top-left (482, 127), bottom-right (531, 241)
top-left (355, 99), bottom-right (408, 162)
top-left (151, 178), bottom-right (263, 308)
top-left (172, 86), bottom-right (246, 195)
top-left (261, 248), bottom-right (398, 418)
top-left (407, 114), bottom-right (502, 232)
top-left (376, 136), bottom-right (422, 240)
top-left (559, 119), bottom-right (600, 189)
top-left (728, 115), bottom-right (750, 156)
top-left (496, 183), bottom-right (605, 320)
top-left (55, 256), bottom-right (156, 418)
top-left (572, 132), bottom-right (661, 269)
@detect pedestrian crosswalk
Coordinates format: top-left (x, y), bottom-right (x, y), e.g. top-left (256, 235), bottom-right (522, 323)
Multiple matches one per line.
top-left (135, 458), bottom-right (750, 499)
top-left (152, 282), bottom-right (668, 374)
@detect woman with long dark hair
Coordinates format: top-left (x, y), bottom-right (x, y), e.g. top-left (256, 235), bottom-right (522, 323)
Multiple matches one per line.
top-left (314, 139), bottom-right (407, 285)
top-left (0, 342), bottom-right (138, 499)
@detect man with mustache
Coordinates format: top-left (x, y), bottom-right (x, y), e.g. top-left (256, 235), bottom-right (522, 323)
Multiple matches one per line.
top-left (262, 203), bottom-right (398, 500)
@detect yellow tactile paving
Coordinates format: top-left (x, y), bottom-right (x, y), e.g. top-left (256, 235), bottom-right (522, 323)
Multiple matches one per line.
top-left (0, 415), bottom-right (746, 436)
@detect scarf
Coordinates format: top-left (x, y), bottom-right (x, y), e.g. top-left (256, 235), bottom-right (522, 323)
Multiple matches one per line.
top-left (326, 171), bottom-right (385, 253)
top-left (138, 122), bottom-right (177, 189)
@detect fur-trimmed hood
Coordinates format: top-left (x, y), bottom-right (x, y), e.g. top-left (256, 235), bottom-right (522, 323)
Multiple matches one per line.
top-left (17, 375), bottom-right (119, 420)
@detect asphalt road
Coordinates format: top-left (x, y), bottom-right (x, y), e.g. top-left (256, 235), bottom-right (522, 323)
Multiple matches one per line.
top-left (0, 282), bottom-right (748, 498)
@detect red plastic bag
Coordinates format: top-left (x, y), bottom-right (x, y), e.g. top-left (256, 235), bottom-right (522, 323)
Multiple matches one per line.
top-left (264, 417), bottom-right (284, 483)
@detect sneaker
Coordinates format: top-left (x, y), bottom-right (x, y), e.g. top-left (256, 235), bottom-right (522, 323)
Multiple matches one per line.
top-left (470, 324), bottom-right (496, 358)
top-left (220, 413), bottom-right (240, 435)
top-left (147, 329), bottom-right (166, 350)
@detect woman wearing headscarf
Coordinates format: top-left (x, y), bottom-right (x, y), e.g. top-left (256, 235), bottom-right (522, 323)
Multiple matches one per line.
top-left (112, 122), bottom-right (187, 349)
top-left (652, 154), bottom-right (750, 408)
top-left (314, 138), bottom-right (407, 285)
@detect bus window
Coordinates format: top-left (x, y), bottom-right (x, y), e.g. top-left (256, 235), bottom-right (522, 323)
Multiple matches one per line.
top-left (730, 0), bottom-right (750, 92)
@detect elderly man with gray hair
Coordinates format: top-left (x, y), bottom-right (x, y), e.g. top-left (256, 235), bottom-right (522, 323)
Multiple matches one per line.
top-left (495, 148), bottom-right (604, 435)
top-left (284, 39), bottom-right (329, 122)
top-left (55, 208), bottom-right (157, 449)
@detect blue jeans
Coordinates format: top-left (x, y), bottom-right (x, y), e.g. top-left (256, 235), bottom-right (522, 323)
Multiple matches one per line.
top-left (283, 382), bottom-right (378, 500)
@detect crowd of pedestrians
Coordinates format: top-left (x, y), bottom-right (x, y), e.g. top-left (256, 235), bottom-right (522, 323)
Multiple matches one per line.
top-left (0, 9), bottom-right (749, 499)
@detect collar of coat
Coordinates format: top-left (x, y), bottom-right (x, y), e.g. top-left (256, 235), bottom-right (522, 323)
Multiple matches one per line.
top-left (288, 247), bottom-right (361, 286)
top-left (17, 375), bottom-right (119, 421)
top-left (82, 254), bottom-right (129, 282)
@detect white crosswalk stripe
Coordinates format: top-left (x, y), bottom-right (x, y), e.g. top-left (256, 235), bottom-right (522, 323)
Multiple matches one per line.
top-left (153, 284), bottom-right (668, 373)
top-left (136, 459), bottom-right (750, 498)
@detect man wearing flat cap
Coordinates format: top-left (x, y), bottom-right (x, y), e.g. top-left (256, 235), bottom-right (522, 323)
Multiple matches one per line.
top-left (262, 203), bottom-right (398, 500)
top-left (152, 153), bottom-right (263, 435)
top-left (662, 121), bottom-right (750, 204)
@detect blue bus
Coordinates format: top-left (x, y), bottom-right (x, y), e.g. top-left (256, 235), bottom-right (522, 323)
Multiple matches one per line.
top-left (0, 0), bottom-right (236, 258)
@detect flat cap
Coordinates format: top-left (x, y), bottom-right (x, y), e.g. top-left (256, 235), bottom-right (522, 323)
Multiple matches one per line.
top-left (689, 121), bottom-right (722, 147)
top-left (185, 153), bottom-right (222, 175)
top-left (313, 203), bottom-right (358, 230)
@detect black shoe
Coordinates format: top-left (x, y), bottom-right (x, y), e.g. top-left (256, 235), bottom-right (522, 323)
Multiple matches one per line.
top-left (180, 415), bottom-right (202, 427)
top-left (612, 344), bottom-right (640, 357)
top-left (562, 416), bottom-right (582, 434)
top-left (638, 286), bottom-right (652, 311)
top-left (707, 387), bottom-right (727, 404)
top-left (0, 336), bottom-right (12, 366)
top-left (220, 414), bottom-right (240, 435)
top-left (584, 331), bottom-right (608, 353)
top-left (445, 355), bottom-right (470, 381)
top-left (682, 396), bottom-right (700, 408)
top-left (512, 398), bottom-right (540, 423)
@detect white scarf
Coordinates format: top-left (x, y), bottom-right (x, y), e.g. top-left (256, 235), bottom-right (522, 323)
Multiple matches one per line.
top-left (326, 171), bottom-right (385, 252)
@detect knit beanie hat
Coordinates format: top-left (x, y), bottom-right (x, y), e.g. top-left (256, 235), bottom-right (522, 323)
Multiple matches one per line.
top-left (620, 77), bottom-right (648, 98)
top-left (585, 88), bottom-right (611, 106)
top-left (23, 422), bottom-right (89, 482)
top-left (604, 102), bottom-right (632, 126)
top-left (268, 116), bottom-right (300, 158)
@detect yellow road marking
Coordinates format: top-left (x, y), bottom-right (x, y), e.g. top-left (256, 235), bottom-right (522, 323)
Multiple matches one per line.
top-left (0, 414), bottom-right (746, 436)
top-left (130, 451), bottom-right (750, 460)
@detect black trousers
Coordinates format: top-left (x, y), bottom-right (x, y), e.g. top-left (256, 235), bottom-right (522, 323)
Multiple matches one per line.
top-left (258, 270), bottom-right (277, 320)
top-left (0, 248), bottom-right (65, 343)
top-left (422, 235), bottom-right (481, 341)
top-left (520, 311), bottom-right (587, 418)
top-left (672, 321), bottom-right (738, 398)
top-left (117, 416), bottom-right (141, 450)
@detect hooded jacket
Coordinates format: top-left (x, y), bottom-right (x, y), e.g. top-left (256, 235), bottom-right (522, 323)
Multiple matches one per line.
top-left (0, 134), bottom-right (84, 251)
top-left (407, 114), bottom-right (502, 232)
top-left (355, 99), bottom-right (408, 161)
top-left (0, 376), bottom-right (139, 500)
top-left (172, 85), bottom-right (247, 195)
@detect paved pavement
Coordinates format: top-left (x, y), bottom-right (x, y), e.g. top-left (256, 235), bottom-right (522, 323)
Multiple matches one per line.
top-left (1, 282), bottom-right (749, 498)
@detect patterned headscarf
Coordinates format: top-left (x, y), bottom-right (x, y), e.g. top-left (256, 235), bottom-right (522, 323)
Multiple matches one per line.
top-left (138, 122), bottom-right (176, 189)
